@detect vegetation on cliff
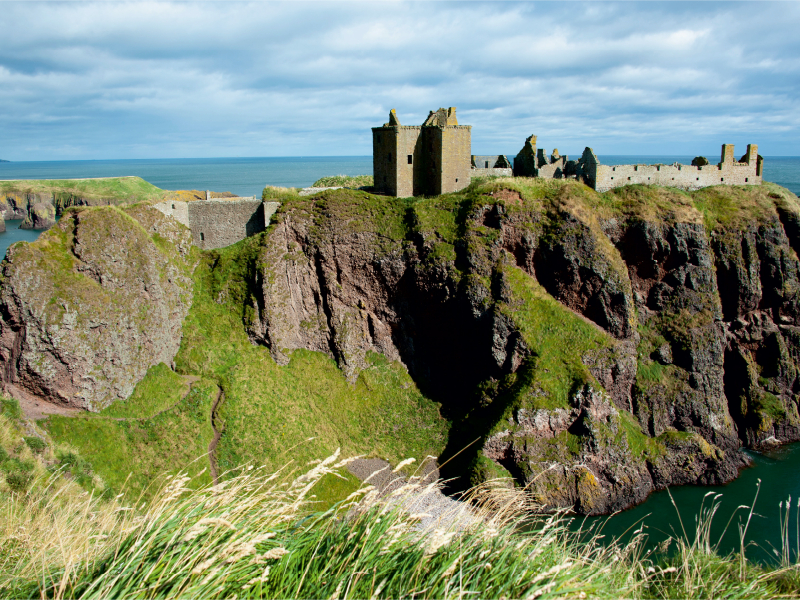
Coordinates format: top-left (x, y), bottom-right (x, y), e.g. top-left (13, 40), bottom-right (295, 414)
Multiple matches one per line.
top-left (2, 440), bottom-right (799, 599)
top-left (44, 231), bottom-right (447, 500)
top-left (0, 176), bottom-right (164, 205)
top-left (11, 177), bottom-right (800, 514)
top-left (311, 174), bottom-right (373, 188)
top-left (3, 176), bottom-right (800, 596)
top-left (0, 203), bottom-right (197, 410)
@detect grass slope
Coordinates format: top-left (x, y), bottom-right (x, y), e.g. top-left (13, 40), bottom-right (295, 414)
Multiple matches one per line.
top-left (45, 377), bottom-right (217, 495)
top-left (175, 235), bottom-right (448, 480)
top-left (46, 232), bottom-right (447, 502)
top-left (0, 176), bottom-right (164, 202)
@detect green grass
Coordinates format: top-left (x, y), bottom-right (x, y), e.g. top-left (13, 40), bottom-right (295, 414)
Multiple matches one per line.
top-left (46, 378), bottom-right (217, 497)
top-left (0, 176), bottom-right (164, 204)
top-left (47, 229), bottom-right (447, 502)
top-left (498, 264), bottom-right (612, 411)
top-left (3, 456), bottom-right (799, 600)
top-left (310, 174), bottom-right (373, 188)
top-left (175, 236), bottom-right (448, 484)
top-left (99, 363), bottom-right (189, 419)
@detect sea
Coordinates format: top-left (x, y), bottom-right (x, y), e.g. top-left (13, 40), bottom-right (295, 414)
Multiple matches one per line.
top-left (2, 154), bottom-right (800, 563)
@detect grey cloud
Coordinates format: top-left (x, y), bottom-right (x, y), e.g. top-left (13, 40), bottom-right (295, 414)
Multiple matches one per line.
top-left (0, 1), bottom-right (797, 160)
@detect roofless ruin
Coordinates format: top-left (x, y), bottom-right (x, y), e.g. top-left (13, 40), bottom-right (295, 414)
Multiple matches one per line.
top-left (372, 107), bottom-right (763, 196)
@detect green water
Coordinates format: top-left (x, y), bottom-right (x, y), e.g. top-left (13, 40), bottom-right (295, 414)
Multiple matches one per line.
top-left (572, 442), bottom-right (800, 565)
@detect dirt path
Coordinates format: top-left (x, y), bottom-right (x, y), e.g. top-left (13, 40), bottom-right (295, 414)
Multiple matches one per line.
top-left (208, 387), bottom-right (225, 485)
top-left (10, 374), bottom-right (201, 422)
top-left (7, 383), bottom-right (84, 420)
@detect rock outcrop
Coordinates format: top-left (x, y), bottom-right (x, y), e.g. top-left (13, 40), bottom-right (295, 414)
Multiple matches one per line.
top-left (241, 181), bottom-right (800, 513)
top-left (20, 202), bottom-right (56, 230)
top-left (3, 178), bottom-right (800, 514)
top-left (0, 205), bottom-right (197, 410)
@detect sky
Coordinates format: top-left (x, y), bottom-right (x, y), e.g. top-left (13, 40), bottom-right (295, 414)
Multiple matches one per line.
top-left (1, 1), bottom-right (799, 161)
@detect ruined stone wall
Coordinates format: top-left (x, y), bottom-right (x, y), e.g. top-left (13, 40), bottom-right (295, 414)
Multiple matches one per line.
top-left (373, 126), bottom-right (398, 196)
top-left (594, 145), bottom-right (762, 192)
top-left (153, 198), bottom-right (280, 249)
top-left (436, 126), bottom-right (472, 194)
top-left (471, 167), bottom-right (513, 178)
top-left (471, 155), bottom-right (512, 178)
top-left (153, 199), bottom-right (190, 228)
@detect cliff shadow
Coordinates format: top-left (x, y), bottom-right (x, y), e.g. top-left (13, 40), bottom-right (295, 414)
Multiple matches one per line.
top-left (388, 268), bottom-right (519, 493)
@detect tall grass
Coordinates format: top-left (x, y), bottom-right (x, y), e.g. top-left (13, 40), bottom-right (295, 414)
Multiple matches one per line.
top-left (2, 451), bottom-right (799, 599)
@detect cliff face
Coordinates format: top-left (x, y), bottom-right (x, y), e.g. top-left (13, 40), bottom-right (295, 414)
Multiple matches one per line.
top-left (1, 192), bottom-right (92, 222)
top-left (0, 177), bottom-right (165, 227)
top-left (0, 204), bottom-right (197, 410)
top-left (3, 178), bottom-right (799, 514)
top-left (245, 182), bottom-right (800, 513)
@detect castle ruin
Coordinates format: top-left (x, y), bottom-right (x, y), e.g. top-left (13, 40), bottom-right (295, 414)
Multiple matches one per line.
top-left (372, 108), bottom-right (472, 197)
top-left (513, 135), bottom-right (763, 192)
top-left (372, 109), bottom-right (763, 196)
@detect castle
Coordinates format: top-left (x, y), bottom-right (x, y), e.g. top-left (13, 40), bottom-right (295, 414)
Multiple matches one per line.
top-left (372, 108), bottom-right (763, 196)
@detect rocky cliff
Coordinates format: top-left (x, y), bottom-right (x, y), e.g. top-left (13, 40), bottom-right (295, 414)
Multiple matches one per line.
top-left (244, 180), bottom-right (800, 513)
top-left (0, 204), bottom-right (197, 410)
top-left (0, 177), bottom-right (165, 227)
top-left (2, 178), bottom-right (799, 514)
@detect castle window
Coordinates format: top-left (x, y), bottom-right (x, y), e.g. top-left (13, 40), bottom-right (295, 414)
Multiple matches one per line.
top-left (648, 177), bottom-right (650, 181)
top-left (200, 232), bottom-right (205, 241)
top-left (721, 177), bottom-right (724, 181)
top-left (746, 178), bottom-right (749, 182)
top-left (172, 203), bottom-right (175, 209)
top-left (612, 167), bottom-right (616, 172)
top-left (627, 177), bottom-right (631, 180)
top-left (485, 161), bottom-right (489, 168)
top-left (611, 177), bottom-right (614, 180)
top-left (408, 155), bottom-right (413, 164)
top-left (455, 178), bottom-right (459, 183)
top-left (697, 178), bottom-right (700, 181)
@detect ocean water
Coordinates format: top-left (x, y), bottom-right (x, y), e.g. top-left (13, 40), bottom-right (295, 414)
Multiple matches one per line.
top-left (573, 442), bottom-right (800, 565)
top-left (0, 156), bottom-right (373, 198)
top-left (2, 156), bottom-right (800, 563)
top-left (1, 155), bottom-right (797, 198)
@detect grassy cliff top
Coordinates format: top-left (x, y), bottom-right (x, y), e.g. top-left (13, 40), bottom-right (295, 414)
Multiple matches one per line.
top-left (311, 174), bottom-right (373, 188)
top-left (0, 176), bottom-right (164, 201)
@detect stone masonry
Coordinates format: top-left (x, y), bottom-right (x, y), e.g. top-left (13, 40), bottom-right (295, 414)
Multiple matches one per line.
top-left (375, 110), bottom-right (764, 197)
top-left (591, 143), bottom-right (763, 192)
top-left (372, 108), bottom-right (472, 197)
top-left (471, 155), bottom-right (513, 177)
top-left (515, 135), bottom-right (763, 192)
top-left (154, 197), bottom-right (280, 250)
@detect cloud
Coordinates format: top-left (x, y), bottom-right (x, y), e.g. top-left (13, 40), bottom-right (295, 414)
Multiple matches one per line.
top-left (0, 1), bottom-right (798, 160)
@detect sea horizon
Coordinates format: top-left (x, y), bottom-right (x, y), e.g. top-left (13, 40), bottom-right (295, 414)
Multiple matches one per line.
top-left (2, 155), bottom-right (799, 198)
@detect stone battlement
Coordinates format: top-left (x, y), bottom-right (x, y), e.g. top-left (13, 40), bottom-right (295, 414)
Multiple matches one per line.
top-left (515, 135), bottom-right (763, 192)
top-left (374, 109), bottom-right (764, 197)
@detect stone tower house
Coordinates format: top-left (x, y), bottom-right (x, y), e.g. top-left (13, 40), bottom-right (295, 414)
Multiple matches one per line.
top-left (372, 107), bottom-right (472, 197)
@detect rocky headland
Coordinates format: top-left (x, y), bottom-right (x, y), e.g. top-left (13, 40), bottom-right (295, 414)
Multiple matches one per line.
top-left (2, 178), bottom-right (800, 514)
top-left (0, 177), bottom-right (165, 229)
top-left (0, 204), bottom-right (196, 410)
